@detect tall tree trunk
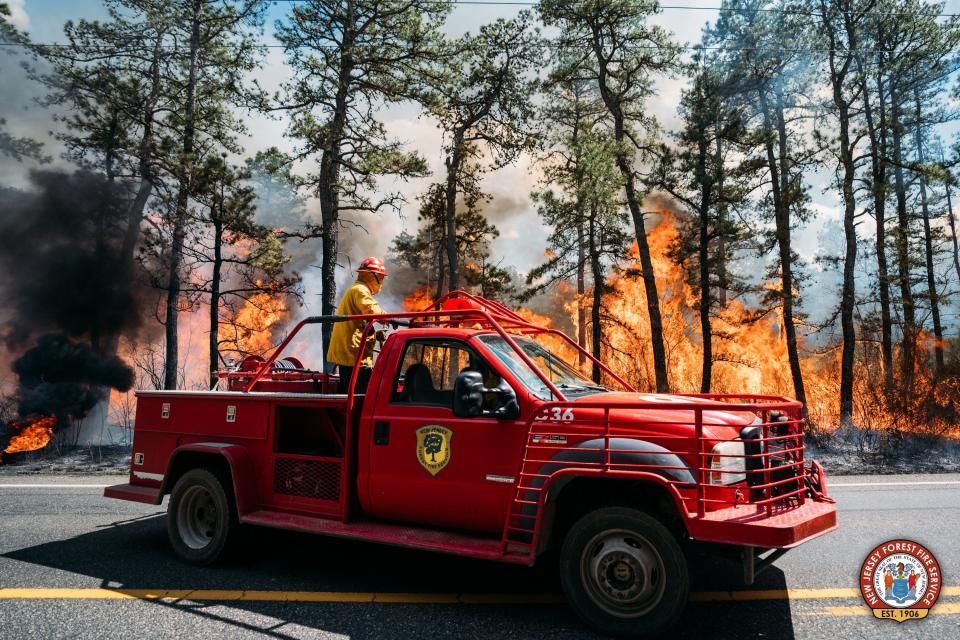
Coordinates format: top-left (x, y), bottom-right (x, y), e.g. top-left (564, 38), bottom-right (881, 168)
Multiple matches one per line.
top-left (760, 85), bottom-right (807, 412)
top-left (860, 57), bottom-right (895, 396)
top-left (102, 31), bottom-right (164, 365)
top-left (443, 133), bottom-right (464, 293)
top-left (620, 163), bottom-right (669, 392)
top-left (318, 6), bottom-right (355, 357)
top-left (890, 86), bottom-right (916, 393)
top-left (436, 225), bottom-right (446, 297)
top-left (209, 214), bottom-right (223, 389)
top-left (838, 130), bottom-right (857, 426)
top-left (594, 54), bottom-right (669, 392)
top-left (163, 1), bottom-right (202, 390)
top-left (696, 132), bottom-right (713, 393)
top-left (577, 220), bottom-right (587, 367)
top-left (318, 190), bottom-right (339, 356)
top-left (943, 147), bottom-right (960, 284)
top-left (104, 111), bottom-right (119, 184)
top-left (571, 111), bottom-right (587, 367)
top-left (588, 203), bottom-right (603, 384)
top-left (914, 90), bottom-right (944, 377)
top-left (715, 135), bottom-right (728, 307)
top-left (826, 15), bottom-right (857, 427)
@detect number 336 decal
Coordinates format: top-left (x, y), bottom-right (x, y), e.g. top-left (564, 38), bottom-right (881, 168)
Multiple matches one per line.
top-left (535, 407), bottom-right (574, 422)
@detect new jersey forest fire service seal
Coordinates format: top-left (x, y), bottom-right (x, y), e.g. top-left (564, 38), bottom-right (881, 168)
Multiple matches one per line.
top-left (860, 539), bottom-right (942, 622)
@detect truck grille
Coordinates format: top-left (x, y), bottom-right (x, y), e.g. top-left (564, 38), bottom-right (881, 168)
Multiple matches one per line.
top-left (273, 457), bottom-right (341, 501)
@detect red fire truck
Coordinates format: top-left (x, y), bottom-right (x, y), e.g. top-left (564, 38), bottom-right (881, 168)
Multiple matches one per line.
top-left (106, 291), bottom-right (836, 637)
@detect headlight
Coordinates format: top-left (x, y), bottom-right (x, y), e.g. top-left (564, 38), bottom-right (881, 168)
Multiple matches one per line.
top-left (709, 440), bottom-right (746, 484)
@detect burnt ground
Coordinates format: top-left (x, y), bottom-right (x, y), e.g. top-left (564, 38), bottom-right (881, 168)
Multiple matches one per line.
top-left (806, 426), bottom-right (960, 475)
top-left (1, 428), bottom-right (959, 476)
top-left (0, 444), bottom-right (130, 476)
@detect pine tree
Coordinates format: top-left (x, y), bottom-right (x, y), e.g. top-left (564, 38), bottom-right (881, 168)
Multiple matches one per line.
top-left (707, 0), bottom-right (815, 413)
top-left (276, 0), bottom-right (446, 353)
top-left (186, 156), bottom-right (298, 388)
top-left (651, 55), bottom-right (748, 393)
top-left (37, 0), bottom-right (178, 357)
top-left (0, 2), bottom-right (46, 162)
top-left (539, 0), bottom-right (680, 392)
top-left (875, 0), bottom-right (958, 393)
top-left (525, 76), bottom-right (630, 383)
top-left (814, 0), bottom-right (874, 425)
top-left (391, 175), bottom-right (513, 300)
top-left (161, 0), bottom-right (270, 389)
top-left (424, 13), bottom-right (542, 293)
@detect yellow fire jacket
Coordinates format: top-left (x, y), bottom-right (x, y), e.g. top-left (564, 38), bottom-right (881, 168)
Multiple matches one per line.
top-left (326, 279), bottom-right (385, 368)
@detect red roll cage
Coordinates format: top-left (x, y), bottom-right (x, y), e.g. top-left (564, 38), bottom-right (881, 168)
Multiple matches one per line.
top-left (242, 290), bottom-right (634, 400)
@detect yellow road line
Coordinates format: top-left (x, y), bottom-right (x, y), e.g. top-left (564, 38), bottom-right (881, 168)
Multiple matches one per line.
top-left (691, 586), bottom-right (960, 602)
top-left (0, 587), bottom-right (956, 604)
top-left (816, 603), bottom-right (960, 617)
top-left (691, 588), bottom-right (859, 601)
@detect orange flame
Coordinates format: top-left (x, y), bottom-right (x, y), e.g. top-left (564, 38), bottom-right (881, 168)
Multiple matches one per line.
top-left (403, 286), bottom-right (435, 312)
top-left (515, 307), bottom-right (580, 365)
top-left (548, 210), bottom-right (848, 424)
top-left (220, 289), bottom-right (289, 357)
top-left (2, 415), bottom-right (55, 459)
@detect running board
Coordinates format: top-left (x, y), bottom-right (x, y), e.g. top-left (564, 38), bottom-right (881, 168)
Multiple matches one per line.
top-left (241, 511), bottom-right (534, 565)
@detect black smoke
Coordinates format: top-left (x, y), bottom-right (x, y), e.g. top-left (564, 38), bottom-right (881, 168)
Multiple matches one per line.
top-left (0, 170), bottom-right (143, 425)
top-left (0, 170), bottom-right (146, 348)
top-left (13, 334), bottom-right (134, 419)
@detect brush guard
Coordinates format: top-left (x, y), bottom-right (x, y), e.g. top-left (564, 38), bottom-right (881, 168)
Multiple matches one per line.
top-left (736, 462), bottom-right (835, 585)
top-left (501, 395), bottom-right (838, 559)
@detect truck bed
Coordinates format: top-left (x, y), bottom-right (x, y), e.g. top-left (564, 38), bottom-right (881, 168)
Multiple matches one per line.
top-left (128, 389), bottom-right (362, 520)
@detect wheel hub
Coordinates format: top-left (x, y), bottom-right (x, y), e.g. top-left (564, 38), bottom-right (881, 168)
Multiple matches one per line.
top-left (582, 529), bottom-right (666, 617)
top-left (177, 485), bottom-right (219, 550)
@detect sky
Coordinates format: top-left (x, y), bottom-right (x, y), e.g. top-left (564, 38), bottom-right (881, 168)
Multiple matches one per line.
top-left (2, 0), bottom-right (960, 327)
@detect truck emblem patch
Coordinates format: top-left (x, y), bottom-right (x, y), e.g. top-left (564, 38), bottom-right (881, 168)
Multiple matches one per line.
top-left (416, 425), bottom-right (452, 476)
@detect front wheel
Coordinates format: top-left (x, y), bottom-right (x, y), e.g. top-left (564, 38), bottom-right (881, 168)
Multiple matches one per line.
top-left (167, 468), bottom-right (235, 565)
top-left (559, 507), bottom-right (689, 637)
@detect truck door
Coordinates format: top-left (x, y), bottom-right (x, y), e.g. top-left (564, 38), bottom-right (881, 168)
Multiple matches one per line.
top-left (365, 337), bottom-right (527, 533)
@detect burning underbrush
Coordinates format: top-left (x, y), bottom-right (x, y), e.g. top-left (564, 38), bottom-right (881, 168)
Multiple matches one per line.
top-left (594, 213), bottom-right (960, 441)
top-left (216, 290), bottom-right (290, 362)
top-left (398, 211), bottom-right (960, 450)
top-left (0, 415), bottom-right (55, 461)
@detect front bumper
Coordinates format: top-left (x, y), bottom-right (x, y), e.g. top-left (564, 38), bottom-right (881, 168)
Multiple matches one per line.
top-left (686, 462), bottom-right (838, 548)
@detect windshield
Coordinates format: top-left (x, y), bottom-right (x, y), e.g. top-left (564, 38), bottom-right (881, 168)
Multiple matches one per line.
top-left (476, 334), bottom-right (609, 400)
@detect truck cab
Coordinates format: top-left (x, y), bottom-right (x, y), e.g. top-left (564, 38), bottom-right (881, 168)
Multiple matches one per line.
top-left (106, 291), bottom-right (837, 638)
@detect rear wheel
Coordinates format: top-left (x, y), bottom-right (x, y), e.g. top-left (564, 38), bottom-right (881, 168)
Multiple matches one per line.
top-left (167, 468), bottom-right (235, 565)
top-left (559, 507), bottom-right (688, 637)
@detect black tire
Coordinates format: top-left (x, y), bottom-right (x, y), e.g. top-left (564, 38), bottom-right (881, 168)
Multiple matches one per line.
top-left (166, 468), bottom-right (236, 565)
top-left (559, 507), bottom-right (689, 638)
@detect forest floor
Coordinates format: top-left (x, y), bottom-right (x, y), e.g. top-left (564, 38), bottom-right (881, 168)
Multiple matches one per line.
top-left (0, 445), bottom-right (131, 475)
top-left (1, 430), bottom-right (959, 475)
top-left (806, 426), bottom-right (960, 474)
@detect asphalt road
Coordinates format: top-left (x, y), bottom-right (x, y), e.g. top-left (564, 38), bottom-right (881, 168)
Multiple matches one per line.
top-left (0, 474), bottom-right (958, 640)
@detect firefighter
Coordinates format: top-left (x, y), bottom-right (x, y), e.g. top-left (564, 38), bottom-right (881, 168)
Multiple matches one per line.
top-left (327, 256), bottom-right (388, 393)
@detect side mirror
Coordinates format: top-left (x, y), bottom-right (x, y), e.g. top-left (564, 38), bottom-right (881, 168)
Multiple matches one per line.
top-left (453, 370), bottom-right (484, 418)
top-left (453, 370), bottom-right (520, 420)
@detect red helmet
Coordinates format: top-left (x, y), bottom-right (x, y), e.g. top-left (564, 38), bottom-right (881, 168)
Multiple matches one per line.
top-left (357, 256), bottom-right (387, 276)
